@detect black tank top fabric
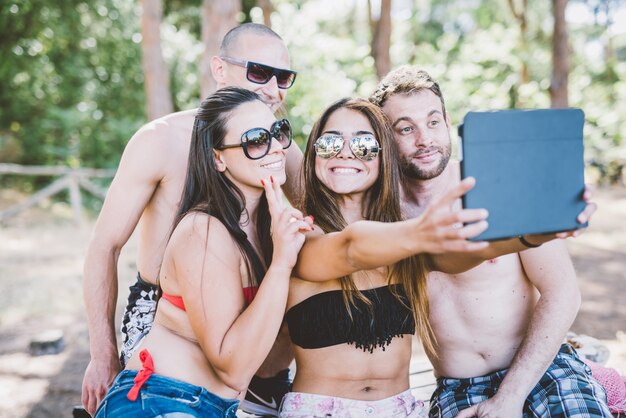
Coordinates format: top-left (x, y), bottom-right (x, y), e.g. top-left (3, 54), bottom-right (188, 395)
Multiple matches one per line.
top-left (285, 285), bottom-right (415, 353)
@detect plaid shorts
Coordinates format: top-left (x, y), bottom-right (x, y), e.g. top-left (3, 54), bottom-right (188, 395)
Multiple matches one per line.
top-left (119, 273), bottom-right (159, 367)
top-left (430, 344), bottom-right (612, 417)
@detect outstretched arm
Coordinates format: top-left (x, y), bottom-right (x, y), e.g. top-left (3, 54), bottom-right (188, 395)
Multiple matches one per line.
top-left (294, 177), bottom-right (489, 282)
top-left (430, 185), bottom-right (596, 274)
top-left (456, 240), bottom-right (580, 418)
top-left (81, 125), bottom-right (168, 415)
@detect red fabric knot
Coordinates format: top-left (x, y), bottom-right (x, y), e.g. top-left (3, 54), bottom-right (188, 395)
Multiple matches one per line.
top-left (126, 349), bottom-right (155, 401)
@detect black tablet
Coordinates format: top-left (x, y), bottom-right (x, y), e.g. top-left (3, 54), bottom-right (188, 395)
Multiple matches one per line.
top-left (459, 108), bottom-right (587, 241)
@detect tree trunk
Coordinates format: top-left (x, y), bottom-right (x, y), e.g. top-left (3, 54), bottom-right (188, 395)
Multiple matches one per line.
top-left (370, 0), bottom-right (392, 80)
top-left (550, 0), bottom-right (569, 108)
top-left (507, 0), bottom-right (529, 106)
top-left (257, 0), bottom-right (273, 28)
top-left (140, 0), bottom-right (173, 120)
top-left (200, 0), bottom-right (241, 100)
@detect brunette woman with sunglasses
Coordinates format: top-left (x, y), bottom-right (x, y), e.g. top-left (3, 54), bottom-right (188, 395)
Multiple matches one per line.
top-left (82, 23), bottom-right (302, 417)
top-left (276, 98), bottom-right (495, 418)
top-left (94, 87), bottom-right (312, 417)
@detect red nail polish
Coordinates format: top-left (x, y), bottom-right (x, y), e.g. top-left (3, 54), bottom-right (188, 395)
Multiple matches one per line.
top-left (270, 175), bottom-right (274, 183)
top-left (309, 215), bottom-right (314, 221)
top-left (261, 179), bottom-right (265, 186)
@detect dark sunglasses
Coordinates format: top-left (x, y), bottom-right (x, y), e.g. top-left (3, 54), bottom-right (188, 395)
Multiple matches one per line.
top-left (217, 119), bottom-right (293, 160)
top-left (314, 134), bottom-right (381, 161)
top-left (220, 56), bottom-right (297, 89)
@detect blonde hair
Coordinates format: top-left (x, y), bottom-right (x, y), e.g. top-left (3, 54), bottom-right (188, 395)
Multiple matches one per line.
top-left (369, 66), bottom-right (446, 118)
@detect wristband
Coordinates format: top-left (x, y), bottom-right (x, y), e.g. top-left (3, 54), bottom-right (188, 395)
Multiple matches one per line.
top-left (518, 235), bottom-right (541, 248)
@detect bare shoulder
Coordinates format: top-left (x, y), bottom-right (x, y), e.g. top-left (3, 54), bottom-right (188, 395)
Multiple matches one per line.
top-left (127, 109), bottom-right (197, 156)
top-left (519, 239), bottom-right (570, 265)
top-left (116, 109), bottom-right (197, 181)
top-left (516, 239), bottom-right (577, 292)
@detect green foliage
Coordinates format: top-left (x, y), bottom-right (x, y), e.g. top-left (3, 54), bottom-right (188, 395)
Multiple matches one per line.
top-left (0, 0), bottom-right (145, 173)
top-left (395, 0), bottom-right (625, 173)
top-left (163, 0), bottom-right (202, 43)
top-left (1, 0), bottom-right (624, 190)
top-left (272, 0), bottom-right (379, 146)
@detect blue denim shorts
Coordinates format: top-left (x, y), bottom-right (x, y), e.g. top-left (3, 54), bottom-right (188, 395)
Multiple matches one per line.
top-left (94, 370), bottom-right (240, 417)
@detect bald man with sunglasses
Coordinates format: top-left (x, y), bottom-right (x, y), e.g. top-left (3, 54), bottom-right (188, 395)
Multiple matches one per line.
top-left (82, 23), bottom-right (303, 416)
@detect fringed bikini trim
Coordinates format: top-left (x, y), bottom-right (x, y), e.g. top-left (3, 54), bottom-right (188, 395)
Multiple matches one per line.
top-left (286, 285), bottom-right (415, 353)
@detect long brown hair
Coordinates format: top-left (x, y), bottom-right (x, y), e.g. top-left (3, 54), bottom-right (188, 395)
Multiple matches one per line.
top-left (301, 98), bottom-right (436, 355)
top-left (173, 87), bottom-right (273, 290)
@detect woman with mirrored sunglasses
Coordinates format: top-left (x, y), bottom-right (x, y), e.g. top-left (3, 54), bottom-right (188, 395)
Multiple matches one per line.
top-left (277, 98), bottom-right (493, 418)
top-left (94, 87), bottom-right (312, 418)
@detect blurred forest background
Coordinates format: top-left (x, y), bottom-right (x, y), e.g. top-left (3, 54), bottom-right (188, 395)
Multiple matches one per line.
top-left (1, 0), bottom-right (626, 195)
top-left (1, 1), bottom-right (626, 417)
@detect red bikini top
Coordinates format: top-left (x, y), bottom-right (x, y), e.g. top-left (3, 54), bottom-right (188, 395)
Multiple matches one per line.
top-left (161, 286), bottom-right (258, 311)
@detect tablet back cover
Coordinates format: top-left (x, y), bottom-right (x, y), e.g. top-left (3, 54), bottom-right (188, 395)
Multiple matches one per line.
top-left (460, 108), bottom-right (586, 241)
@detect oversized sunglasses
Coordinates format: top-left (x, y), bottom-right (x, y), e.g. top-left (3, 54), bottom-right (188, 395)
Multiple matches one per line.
top-left (314, 134), bottom-right (381, 161)
top-left (217, 119), bottom-right (293, 160)
top-left (220, 56), bottom-right (297, 89)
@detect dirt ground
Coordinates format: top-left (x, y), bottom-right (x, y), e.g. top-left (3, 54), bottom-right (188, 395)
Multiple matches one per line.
top-left (0, 187), bottom-right (625, 418)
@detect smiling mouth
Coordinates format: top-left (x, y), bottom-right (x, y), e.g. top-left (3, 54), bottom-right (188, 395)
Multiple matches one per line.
top-left (261, 160), bottom-right (284, 169)
top-left (414, 150), bottom-right (439, 160)
top-left (331, 167), bottom-right (361, 174)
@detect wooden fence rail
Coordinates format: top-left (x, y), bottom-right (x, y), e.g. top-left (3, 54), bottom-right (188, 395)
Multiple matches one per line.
top-left (0, 163), bottom-right (116, 224)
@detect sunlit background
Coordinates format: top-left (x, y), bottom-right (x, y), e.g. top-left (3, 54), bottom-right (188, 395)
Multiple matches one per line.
top-left (1, 0), bottom-right (625, 181)
top-left (1, 1), bottom-right (625, 417)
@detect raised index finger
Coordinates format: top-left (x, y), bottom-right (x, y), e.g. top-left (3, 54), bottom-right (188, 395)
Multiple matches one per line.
top-left (262, 176), bottom-right (285, 218)
top-left (262, 177), bottom-right (279, 218)
top-left (271, 175), bottom-right (285, 207)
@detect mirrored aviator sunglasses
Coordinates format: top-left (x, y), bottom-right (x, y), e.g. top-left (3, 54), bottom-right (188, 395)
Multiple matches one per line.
top-left (314, 134), bottom-right (381, 161)
top-left (218, 119), bottom-right (292, 160)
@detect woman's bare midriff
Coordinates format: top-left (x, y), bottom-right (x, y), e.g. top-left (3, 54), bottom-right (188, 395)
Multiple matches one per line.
top-left (125, 312), bottom-right (243, 401)
top-left (291, 337), bottom-right (412, 400)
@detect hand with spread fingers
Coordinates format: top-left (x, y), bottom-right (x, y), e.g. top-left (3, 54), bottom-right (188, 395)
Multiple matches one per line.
top-left (262, 176), bottom-right (313, 271)
top-left (411, 177), bottom-right (489, 254)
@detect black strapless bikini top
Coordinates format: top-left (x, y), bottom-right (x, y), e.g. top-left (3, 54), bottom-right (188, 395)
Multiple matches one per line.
top-left (285, 285), bottom-right (415, 353)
